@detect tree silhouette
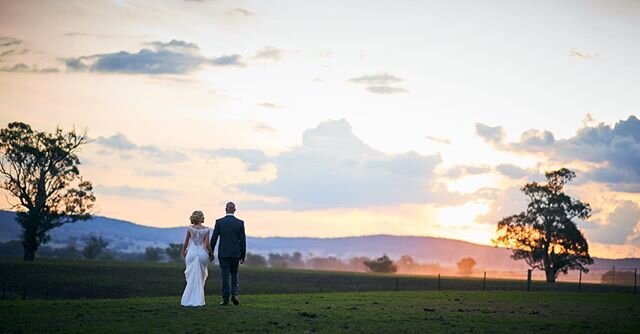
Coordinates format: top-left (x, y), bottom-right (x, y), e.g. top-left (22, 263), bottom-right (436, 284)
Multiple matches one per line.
top-left (244, 253), bottom-right (268, 267)
top-left (165, 243), bottom-right (183, 262)
top-left (82, 236), bottom-right (108, 259)
top-left (0, 122), bottom-right (95, 261)
top-left (494, 168), bottom-right (593, 282)
top-left (457, 257), bottom-right (476, 276)
top-left (145, 247), bottom-right (163, 262)
top-left (364, 254), bottom-right (397, 273)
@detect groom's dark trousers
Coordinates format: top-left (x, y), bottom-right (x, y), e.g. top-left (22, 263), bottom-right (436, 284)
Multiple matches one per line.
top-left (210, 214), bottom-right (246, 301)
top-left (218, 257), bottom-right (240, 299)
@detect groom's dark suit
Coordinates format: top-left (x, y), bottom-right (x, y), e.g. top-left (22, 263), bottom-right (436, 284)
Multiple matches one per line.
top-left (210, 213), bottom-right (246, 302)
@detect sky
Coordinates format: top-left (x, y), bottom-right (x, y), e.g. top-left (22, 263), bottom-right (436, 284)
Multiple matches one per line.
top-left (1, 0), bottom-right (640, 258)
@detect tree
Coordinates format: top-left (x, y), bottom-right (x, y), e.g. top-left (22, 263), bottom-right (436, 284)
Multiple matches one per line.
top-left (0, 122), bottom-right (95, 261)
top-left (494, 168), bottom-right (593, 282)
top-left (244, 253), bottom-right (268, 267)
top-left (364, 254), bottom-right (397, 273)
top-left (601, 270), bottom-right (638, 286)
top-left (165, 243), bottom-right (183, 262)
top-left (82, 236), bottom-right (108, 259)
top-left (145, 247), bottom-right (163, 262)
top-left (456, 257), bottom-right (476, 276)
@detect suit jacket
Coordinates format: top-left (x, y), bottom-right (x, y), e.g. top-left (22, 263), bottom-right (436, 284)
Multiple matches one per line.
top-left (210, 214), bottom-right (246, 259)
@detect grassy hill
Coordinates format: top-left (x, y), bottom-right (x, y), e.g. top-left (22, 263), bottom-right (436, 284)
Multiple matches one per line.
top-left (2, 291), bottom-right (639, 333)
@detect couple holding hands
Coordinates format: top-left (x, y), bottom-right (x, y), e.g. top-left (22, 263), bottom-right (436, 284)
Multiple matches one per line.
top-left (180, 202), bottom-right (247, 307)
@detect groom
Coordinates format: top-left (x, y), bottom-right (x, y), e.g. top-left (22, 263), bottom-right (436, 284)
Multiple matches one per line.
top-left (210, 202), bottom-right (246, 305)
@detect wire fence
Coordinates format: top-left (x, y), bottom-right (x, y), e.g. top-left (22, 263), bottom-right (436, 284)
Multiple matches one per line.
top-left (1, 266), bottom-right (638, 301)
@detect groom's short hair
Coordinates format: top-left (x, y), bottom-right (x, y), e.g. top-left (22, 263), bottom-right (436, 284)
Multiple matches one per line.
top-left (226, 202), bottom-right (236, 213)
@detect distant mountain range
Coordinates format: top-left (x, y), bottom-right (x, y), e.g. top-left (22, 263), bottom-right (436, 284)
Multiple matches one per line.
top-left (1, 210), bottom-right (638, 271)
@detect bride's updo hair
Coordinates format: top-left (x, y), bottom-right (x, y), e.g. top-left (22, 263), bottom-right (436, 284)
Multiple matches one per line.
top-left (190, 210), bottom-right (204, 225)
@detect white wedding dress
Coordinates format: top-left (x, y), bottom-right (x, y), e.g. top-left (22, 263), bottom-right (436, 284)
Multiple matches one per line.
top-left (180, 226), bottom-right (210, 307)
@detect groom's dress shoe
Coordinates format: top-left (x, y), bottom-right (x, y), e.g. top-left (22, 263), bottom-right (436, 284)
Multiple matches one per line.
top-left (231, 296), bottom-right (240, 305)
top-left (219, 301), bottom-right (229, 306)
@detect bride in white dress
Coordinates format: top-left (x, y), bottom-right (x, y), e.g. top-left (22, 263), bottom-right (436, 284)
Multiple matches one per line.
top-left (180, 210), bottom-right (213, 307)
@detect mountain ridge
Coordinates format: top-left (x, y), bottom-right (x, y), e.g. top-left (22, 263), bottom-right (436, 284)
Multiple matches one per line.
top-left (1, 210), bottom-right (637, 271)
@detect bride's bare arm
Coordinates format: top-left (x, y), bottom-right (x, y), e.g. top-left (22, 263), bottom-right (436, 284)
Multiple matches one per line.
top-left (205, 231), bottom-right (213, 257)
top-left (182, 229), bottom-right (190, 257)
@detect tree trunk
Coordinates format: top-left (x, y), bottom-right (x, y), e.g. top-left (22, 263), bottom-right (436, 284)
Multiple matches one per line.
top-left (22, 244), bottom-right (36, 261)
top-left (545, 268), bottom-right (556, 283)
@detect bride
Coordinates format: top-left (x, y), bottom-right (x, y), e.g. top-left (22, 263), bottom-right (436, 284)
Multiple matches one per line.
top-left (180, 210), bottom-right (213, 307)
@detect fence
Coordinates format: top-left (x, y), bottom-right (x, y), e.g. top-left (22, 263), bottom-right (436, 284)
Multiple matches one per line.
top-left (1, 265), bottom-right (638, 300)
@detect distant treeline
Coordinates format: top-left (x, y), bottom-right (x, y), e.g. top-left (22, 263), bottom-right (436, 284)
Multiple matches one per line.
top-left (0, 239), bottom-right (442, 274)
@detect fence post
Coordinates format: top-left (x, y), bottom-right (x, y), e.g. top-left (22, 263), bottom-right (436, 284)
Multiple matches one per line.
top-left (483, 272), bottom-right (486, 291)
top-left (438, 274), bottom-right (441, 291)
top-left (526, 269), bottom-right (532, 292)
top-left (578, 270), bottom-right (582, 293)
top-left (634, 268), bottom-right (637, 294)
top-left (395, 278), bottom-right (399, 291)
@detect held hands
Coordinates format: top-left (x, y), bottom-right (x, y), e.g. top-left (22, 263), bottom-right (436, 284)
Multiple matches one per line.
top-left (240, 258), bottom-right (245, 264)
top-left (182, 249), bottom-right (187, 257)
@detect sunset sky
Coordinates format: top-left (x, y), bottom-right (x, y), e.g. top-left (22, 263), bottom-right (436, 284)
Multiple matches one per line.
top-left (1, 0), bottom-right (640, 258)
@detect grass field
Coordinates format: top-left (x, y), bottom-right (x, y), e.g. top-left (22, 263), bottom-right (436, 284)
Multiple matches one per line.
top-left (0, 257), bottom-right (634, 300)
top-left (1, 291), bottom-right (639, 333)
top-left (1, 257), bottom-right (639, 333)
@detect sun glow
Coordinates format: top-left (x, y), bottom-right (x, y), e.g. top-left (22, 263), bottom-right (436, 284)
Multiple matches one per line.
top-left (437, 201), bottom-right (489, 228)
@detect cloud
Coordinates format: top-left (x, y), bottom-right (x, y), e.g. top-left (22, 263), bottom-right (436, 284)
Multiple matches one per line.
top-left (366, 86), bottom-right (408, 95)
top-left (254, 122), bottom-right (277, 132)
top-left (220, 119), bottom-right (463, 210)
top-left (95, 133), bottom-right (188, 163)
top-left (94, 184), bottom-right (175, 202)
top-left (570, 49), bottom-right (599, 60)
top-left (0, 63), bottom-right (59, 73)
top-left (508, 116), bottom-right (640, 192)
top-left (587, 201), bottom-right (640, 245)
top-left (495, 164), bottom-right (531, 179)
top-left (425, 135), bottom-right (452, 145)
top-left (253, 46), bottom-right (284, 61)
top-left (147, 39), bottom-right (200, 50)
top-left (258, 102), bottom-right (283, 109)
top-left (475, 187), bottom-right (529, 225)
top-left (228, 8), bottom-right (255, 16)
top-left (443, 165), bottom-right (491, 179)
top-left (348, 73), bottom-right (408, 95)
top-left (0, 37), bottom-right (21, 48)
top-left (207, 149), bottom-right (270, 172)
top-left (65, 39), bottom-right (244, 74)
top-left (0, 36), bottom-right (29, 63)
top-left (475, 123), bottom-right (505, 144)
top-left (348, 73), bottom-right (403, 85)
top-left (211, 54), bottom-right (245, 67)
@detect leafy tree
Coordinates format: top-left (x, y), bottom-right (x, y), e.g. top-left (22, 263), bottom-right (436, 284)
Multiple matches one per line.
top-left (601, 270), bottom-right (639, 286)
top-left (306, 256), bottom-right (346, 271)
top-left (364, 254), bottom-right (397, 273)
top-left (0, 122), bottom-right (95, 261)
top-left (494, 168), bottom-right (593, 282)
top-left (82, 235), bottom-right (109, 259)
top-left (165, 243), bottom-right (183, 262)
top-left (456, 257), bottom-right (476, 276)
top-left (145, 247), bottom-right (163, 262)
top-left (244, 252), bottom-right (268, 267)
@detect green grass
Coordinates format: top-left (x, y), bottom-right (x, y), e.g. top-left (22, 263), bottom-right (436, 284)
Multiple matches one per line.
top-left (0, 257), bottom-right (634, 300)
top-left (1, 291), bottom-right (639, 333)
